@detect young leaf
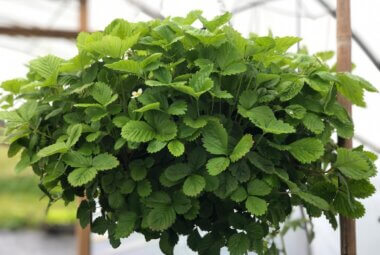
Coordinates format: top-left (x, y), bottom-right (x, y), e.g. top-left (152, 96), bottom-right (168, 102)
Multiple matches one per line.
top-left (168, 140), bottom-right (185, 157)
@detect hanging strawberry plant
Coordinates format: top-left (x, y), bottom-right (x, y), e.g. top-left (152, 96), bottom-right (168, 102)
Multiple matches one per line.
top-left (0, 11), bottom-right (377, 255)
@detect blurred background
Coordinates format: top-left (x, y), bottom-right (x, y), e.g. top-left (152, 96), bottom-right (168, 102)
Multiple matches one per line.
top-left (0, 0), bottom-right (379, 254)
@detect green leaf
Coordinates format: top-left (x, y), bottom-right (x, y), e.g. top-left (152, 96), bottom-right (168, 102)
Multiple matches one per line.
top-left (114, 212), bottom-right (137, 239)
top-left (239, 90), bottom-right (258, 110)
top-left (274, 36), bottom-right (301, 52)
top-left (121, 120), bottom-right (156, 142)
top-left (172, 193), bottom-right (192, 214)
top-left (85, 34), bottom-right (139, 58)
top-left (167, 100), bottom-right (187, 115)
top-left (202, 121), bottom-right (229, 155)
top-left (245, 106), bottom-right (295, 134)
top-left (278, 79), bottom-right (304, 101)
top-left (183, 175), bottom-right (206, 197)
top-left (108, 192), bottom-right (125, 209)
top-left (199, 12), bottom-right (231, 32)
top-left (105, 59), bottom-right (142, 76)
top-left (288, 138), bottom-right (324, 164)
top-left (134, 102), bottom-right (160, 113)
top-left (206, 157), bottom-right (230, 176)
top-left (66, 124), bottom-right (82, 147)
top-left (145, 112), bottom-right (177, 142)
top-left (29, 55), bottom-right (63, 85)
top-left (245, 196), bottom-right (268, 216)
top-left (129, 160), bottom-right (147, 181)
top-left (147, 206), bottom-right (176, 231)
top-left (137, 179), bottom-right (152, 197)
top-left (164, 163), bottom-right (191, 182)
top-left (68, 167), bottom-right (97, 187)
top-left (247, 152), bottom-right (275, 174)
top-left (333, 191), bottom-right (365, 218)
top-left (167, 140), bottom-right (185, 157)
top-left (230, 134), bottom-right (254, 162)
top-left (221, 62), bottom-right (246, 76)
top-left (302, 113), bottom-right (324, 134)
top-left (247, 179), bottom-right (272, 196)
top-left (91, 82), bottom-right (118, 106)
top-left (348, 179), bottom-right (376, 199)
top-left (334, 148), bottom-right (374, 180)
top-left (183, 116), bottom-right (208, 129)
top-left (337, 73), bottom-right (368, 107)
top-left (37, 142), bottom-right (68, 158)
top-left (92, 153), bottom-right (119, 171)
top-left (147, 140), bottom-right (167, 153)
top-left (63, 151), bottom-right (92, 168)
top-left (295, 191), bottom-right (329, 210)
top-left (285, 104), bottom-right (306, 119)
top-left (230, 187), bottom-right (248, 202)
top-left (227, 233), bottom-right (250, 255)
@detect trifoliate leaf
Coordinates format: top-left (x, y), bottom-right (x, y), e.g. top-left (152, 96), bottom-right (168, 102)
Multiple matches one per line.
top-left (147, 206), bottom-right (176, 231)
top-left (288, 138), bottom-right (324, 164)
top-left (202, 121), bottom-right (229, 155)
top-left (92, 153), bottom-right (119, 171)
top-left (183, 175), bottom-right (206, 197)
top-left (114, 212), bottom-right (137, 239)
top-left (37, 142), bottom-right (69, 158)
top-left (121, 120), bottom-right (156, 142)
top-left (334, 148), bottom-right (374, 180)
top-left (302, 112), bottom-right (325, 134)
top-left (245, 106), bottom-right (295, 134)
top-left (245, 196), bottom-right (268, 216)
top-left (247, 179), bottom-right (272, 196)
top-left (168, 140), bottom-right (185, 157)
top-left (206, 157), bottom-right (230, 176)
top-left (68, 167), bottom-right (97, 187)
top-left (227, 233), bottom-right (250, 255)
top-left (230, 134), bottom-right (254, 162)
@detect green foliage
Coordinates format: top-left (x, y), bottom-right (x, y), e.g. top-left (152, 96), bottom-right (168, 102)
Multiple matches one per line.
top-left (0, 11), bottom-right (377, 255)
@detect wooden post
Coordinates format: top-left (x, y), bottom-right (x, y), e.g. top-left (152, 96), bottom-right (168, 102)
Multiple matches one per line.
top-left (76, 2), bottom-right (90, 255)
top-left (336, 0), bottom-right (356, 255)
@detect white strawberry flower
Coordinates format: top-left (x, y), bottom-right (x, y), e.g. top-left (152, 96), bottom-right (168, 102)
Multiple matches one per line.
top-left (131, 88), bottom-right (143, 99)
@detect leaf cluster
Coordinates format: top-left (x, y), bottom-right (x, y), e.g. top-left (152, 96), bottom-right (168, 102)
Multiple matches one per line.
top-left (0, 11), bottom-right (377, 255)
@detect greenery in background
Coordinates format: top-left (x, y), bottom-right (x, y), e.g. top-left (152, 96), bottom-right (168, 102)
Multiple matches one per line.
top-left (0, 147), bottom-right (76, 229)
top-left (0, 11), bottom-right (377, 254)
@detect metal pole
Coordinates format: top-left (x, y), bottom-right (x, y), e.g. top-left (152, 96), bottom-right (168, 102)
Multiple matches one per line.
top-left (336, 0), bottom-right (356, 254)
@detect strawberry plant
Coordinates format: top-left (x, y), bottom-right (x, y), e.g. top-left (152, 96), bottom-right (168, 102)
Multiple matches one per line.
top-left (0, 11), bottom-right (377, 255)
